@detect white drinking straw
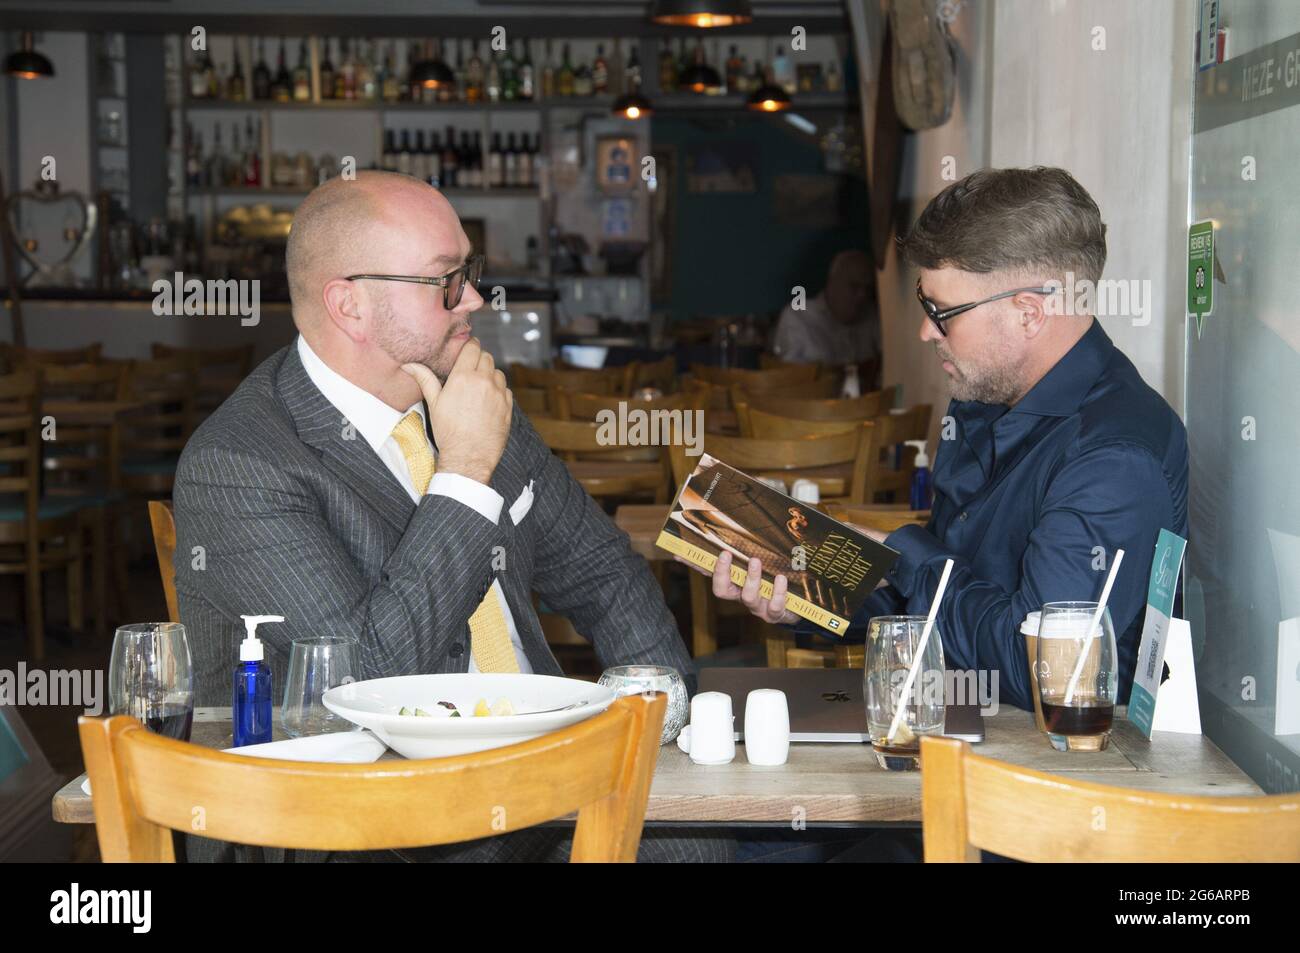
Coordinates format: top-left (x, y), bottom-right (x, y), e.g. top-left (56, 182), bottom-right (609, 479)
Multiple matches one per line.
top-left (1063, 548), bottom-right (1125, 706)
top-left (886, 558), bottom-right (954, 745)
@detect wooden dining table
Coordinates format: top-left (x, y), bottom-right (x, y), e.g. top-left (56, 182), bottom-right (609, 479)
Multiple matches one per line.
top-left (52, 704), bottom-right (1260, 829)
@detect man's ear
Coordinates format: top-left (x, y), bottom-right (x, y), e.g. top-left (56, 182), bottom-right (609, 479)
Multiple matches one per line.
top-left (322, 277), bottom-right (367, 345)
top-left (1015, 290), bottom-right (1049, 339)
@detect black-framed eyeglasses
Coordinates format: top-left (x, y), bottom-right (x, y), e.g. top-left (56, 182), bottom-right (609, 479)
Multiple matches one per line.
top-left (346, 254), bottom-right (484, 310)
top-left (916, 277), bottom-right (1054, 337)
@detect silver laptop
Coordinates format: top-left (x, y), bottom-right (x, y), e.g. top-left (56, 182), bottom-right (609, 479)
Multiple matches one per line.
top-left (699, 668), bottom-right (985, 743)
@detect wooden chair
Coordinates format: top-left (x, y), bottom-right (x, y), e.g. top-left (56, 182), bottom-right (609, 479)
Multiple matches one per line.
top-left (151, 342), bottom-right (253, 419)
top-left (514, 386), bottom-right (550, 416)
top-left (552, 386), bottom-right (707, 467)
top-left (920, 735), bottom-right (1300, 862)
top-left (738, 405), bottom-right (862, 439)
top-left (118, 355), bottom-right (197, 497)
top-left (626, 354), bottom-right (676, 394)
top-left (531, 416), bottom-right (670, 503)
top-left (79, 693), bottom-right (666, 862)
top-left (510, 363), bottom-right (628, 398)
top-left (0, 342), bottom-right (103, 366)
top-left (35, 363), bottom-right (130, 635)
top-left (822, 501), bottom-right (930, 535)
top-left (147, 500), bottom-right (179, 624)
top-left (863, 405), bottom-right (932, 504)
top-left (0, 369), bottom-right (87, 660)
top-left (739, 386), bottom-right (897, 423)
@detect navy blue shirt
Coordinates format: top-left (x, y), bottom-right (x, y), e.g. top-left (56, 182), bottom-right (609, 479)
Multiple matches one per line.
top-left (802, 319), bottom-right (1188, 711)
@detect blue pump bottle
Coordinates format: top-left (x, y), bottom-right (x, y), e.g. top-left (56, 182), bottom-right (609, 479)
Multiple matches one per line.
top-left (232, 614), bottom-right (282, 747)
top-left (904, 440), bottom-right (932, 511)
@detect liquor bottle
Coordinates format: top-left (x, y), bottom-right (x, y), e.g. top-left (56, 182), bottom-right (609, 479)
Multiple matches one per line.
top-left (592, 44), bottom-right (608, 94)
top-left (773, 42), bottom-right (794, 94)
top-left (252, 39), bottom-right (272, 100)
top-left (189, 50), bottom-right (208, 99)
top-left (518, 39), bottom-right (534, 100)
top-left (442, 125), bottom-right (459, 187)
top-left (558, 43), bottom-right (575, 96)
top-left (427, 131), bottom-right (442, 188)
top-left (608, 39), bottom-right (624, 98)
top-left (228, 123), bottom-right (241, 186)
top-left (725, 44), bottom-right (743, 93)
top-left (381, 130), bottom-right (397, 172)
top-left (421, 41), bottom-right (437, 104)
top-left (206, 123), bottom-right (225, 189)
top-left (382, 42), bottom-right (400, 101)
top-left (485, 47), bottom-right (501, 102)
top-left (398, 130), bottom-right (412, 176)
top-left (466, 39), bottom-right (484, 103)
top-left (573, 50), bottom-right (594, 96)
top-left (229, 44), bottom-right (246, 101)
top-left (540, 39), bottom-right (555, 100)
top-left (659, 39), bottom-right (676, 93)
top-left (406, 41), bottom-right (421, 101)
top-left (452, 40), bottom-right (467, 102)
top-left (750, 60), bottom-right (766, 93)
top-left (508, 132), bottom-right (523, 187)
top-left (185, 125), bottom-right (202, 185)
top-left (514, 133), bottom-right (529, 188)
top-left (272, 38), bottom-right (292, 102)
top-left (335, 40), bottom-right (349, 99)
top-left (688, 38), bottom-right (712, 94)
top-left (460, 131), bottom-right (478, 188)
top-left (244, 116), bottom-right (261, 186)
top-left (625, 43), bottom-right (642, 95)
top-left (676, 38), bottom-right (690, 88)
top-left (320, 38), bottom-right (336, 99)
top-left (499, 40), bottom-right (516, 101)
top-left (359, 40), bottom-right (378, 100)
top-left (435, 39), bottom-right (455, 103)
top-left (293, 38), bottom-right (311, 101)
top-left (340, 38), bottom-right (357, 100)
top-left (412, 130), bottom-right (426, 181)
top-left (206, 51), bottom-right (219, 98)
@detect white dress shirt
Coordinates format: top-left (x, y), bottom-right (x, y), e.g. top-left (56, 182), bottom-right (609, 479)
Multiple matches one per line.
top-left (297, 336), bottom-right (532, 673)
top-left (772, 292), bottom-right (881, 366)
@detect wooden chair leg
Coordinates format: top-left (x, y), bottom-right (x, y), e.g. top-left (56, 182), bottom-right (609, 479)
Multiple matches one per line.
top-left (25, 545), bottom-right (44, 662)
top-left (67, 529), bottom-right (85, 632)
top-left (688, 574), bottom-right (717, 657)
top-left (766, 631), bottom-right (794, 667)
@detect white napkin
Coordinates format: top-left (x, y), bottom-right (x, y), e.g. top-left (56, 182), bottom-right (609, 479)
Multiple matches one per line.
top-left (222, 729), bottom-right (388, 763)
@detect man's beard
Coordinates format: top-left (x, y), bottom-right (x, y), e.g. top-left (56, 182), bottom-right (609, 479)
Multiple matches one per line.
top-left (939, 348), bottom-right (1023, 405)
top-left (372, 294), bottom-right (468, 381)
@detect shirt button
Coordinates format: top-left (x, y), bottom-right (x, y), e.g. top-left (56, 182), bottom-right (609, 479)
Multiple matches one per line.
top-left (449, 643), bottom-right (464, 658)
top-left (959, 511), bottom-right (969, 521)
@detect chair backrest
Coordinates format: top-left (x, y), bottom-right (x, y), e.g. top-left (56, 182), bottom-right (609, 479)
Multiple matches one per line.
top-left (739, 405), bottom-right (864, 439)
top-left (148, 500), bottom-right (179, 624)
top-left (626, 354), bottom-right (676, 394)
top-left (553, 385), bottom-right (706, 422)
top-left (862, 404), bottom-right (932, 503)
top-left (920, 736), bottom-right (1300, 862)
top-left (120, 356), bottom-right (197, 459)
top-left (150, 342), bottom-right (254, 417)
top-left (671, 426), bottom-right (871, 502)
top-left (690, 362), bottom-right (819, 390)
top-left (0, 369), bottom-right (40, 519)
top-left (741, 386), bottom-right (897, 422)
top-left (822, 502), bottom-right (930, 534)
top-left (514, 386), bottom-right (549, 416)
top-left (510, 363), bottom-right (627, 397)
top-left (36, 363), bottom-right (129, 496)
top-left (550, 387), bottom-right (706, 465)
top-left (1, 342), bottom-right (103, 366)
top-left (79, 693), bottom-right (666, 862)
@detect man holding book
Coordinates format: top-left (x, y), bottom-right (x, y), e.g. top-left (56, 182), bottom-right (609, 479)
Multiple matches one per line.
top-left (707, 167), bottom-right (1189, 714)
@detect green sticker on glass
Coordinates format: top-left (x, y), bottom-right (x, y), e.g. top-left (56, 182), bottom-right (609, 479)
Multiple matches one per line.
top-left (1187, 220), bottom-right (1214, 339)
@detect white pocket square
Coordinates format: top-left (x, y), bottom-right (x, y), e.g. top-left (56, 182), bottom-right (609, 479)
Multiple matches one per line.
top-left (509, 480), bottom-right (535, 525)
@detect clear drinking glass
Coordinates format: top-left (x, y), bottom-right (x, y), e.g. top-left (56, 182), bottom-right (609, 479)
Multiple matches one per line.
top-left (109, 622), bottom-right (195, 741)
top-left (597, 665), bottom-right (689, 745)
top-left (281, 637), bottom-right (361, 738)
top-left (1035, 602), bottom-right (1118, 752)
top-left (864, 615), bottom-right (946, 770)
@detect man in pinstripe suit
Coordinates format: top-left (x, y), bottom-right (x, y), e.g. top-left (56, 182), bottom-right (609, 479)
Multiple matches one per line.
top-left (173, 170), bottom-right (730, 862)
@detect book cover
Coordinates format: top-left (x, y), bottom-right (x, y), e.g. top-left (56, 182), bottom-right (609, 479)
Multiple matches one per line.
top-left (656, 453), bottom-right (900, 635)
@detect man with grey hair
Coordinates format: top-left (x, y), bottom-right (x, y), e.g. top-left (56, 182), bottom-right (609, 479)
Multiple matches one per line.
top-left (173, 170), bottom-right (729, 862)
top-left (703, 166), bottom-right (1188, 715)
top-left (772, 249), bottom-right (881, 379)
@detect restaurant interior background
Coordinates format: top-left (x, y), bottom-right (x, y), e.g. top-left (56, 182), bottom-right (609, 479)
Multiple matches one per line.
top-left (0, 0), bottom-right (1297, 865)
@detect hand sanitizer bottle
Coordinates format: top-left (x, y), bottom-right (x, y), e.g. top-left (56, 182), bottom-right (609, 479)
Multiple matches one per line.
top-left (904, 440), bottom-right (932, 510)
top-left (232, 614), bottom-right (282, 747)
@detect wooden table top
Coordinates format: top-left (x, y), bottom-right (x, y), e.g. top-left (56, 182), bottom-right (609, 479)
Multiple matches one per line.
top-left (53, 703), bottom-right (1261, 827)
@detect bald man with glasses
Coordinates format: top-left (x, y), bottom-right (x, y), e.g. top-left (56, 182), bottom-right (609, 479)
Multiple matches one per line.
top-left (173, 171), bottom-right (726, 863)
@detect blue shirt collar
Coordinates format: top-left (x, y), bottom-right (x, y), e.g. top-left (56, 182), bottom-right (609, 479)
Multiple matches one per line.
top-left (1007, 317), bottom-right (1113, 418)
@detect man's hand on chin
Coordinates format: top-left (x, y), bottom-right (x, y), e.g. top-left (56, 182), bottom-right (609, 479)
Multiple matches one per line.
top-left (401, 338), bottom-right (512, 485)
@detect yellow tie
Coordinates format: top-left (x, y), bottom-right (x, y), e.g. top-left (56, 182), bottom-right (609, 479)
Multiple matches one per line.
top-left (390, 411), bottom-right (519, 673)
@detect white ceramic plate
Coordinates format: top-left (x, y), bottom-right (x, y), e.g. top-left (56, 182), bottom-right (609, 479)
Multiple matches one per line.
top-left (321, 673), bottom-right (615, 759)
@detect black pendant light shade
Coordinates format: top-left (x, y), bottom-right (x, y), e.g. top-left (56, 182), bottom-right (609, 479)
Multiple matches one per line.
top-left (613, 90), bottom-right (654, 119)
top-left (747, 82), bottom-right (791, 112)
top-left (6, 32), bottom-right (55, 79)
top-left (650, 0), bottom-right (753, 28)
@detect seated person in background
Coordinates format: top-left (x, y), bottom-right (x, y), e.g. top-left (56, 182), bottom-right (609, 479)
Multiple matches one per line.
top-left (704, 166), bottom-right (1188, 714)
top-left (772, 249), bottom-right (881, 387)
top-left (173, 170), bottom-right (729, 863)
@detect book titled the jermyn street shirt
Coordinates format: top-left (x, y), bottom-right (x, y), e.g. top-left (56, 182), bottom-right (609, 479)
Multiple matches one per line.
top-left (656, 454), bottom-right (899, 634)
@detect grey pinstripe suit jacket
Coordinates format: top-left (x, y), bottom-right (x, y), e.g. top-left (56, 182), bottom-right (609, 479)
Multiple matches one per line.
top-left (173, 343), bottom-right (696, 712)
